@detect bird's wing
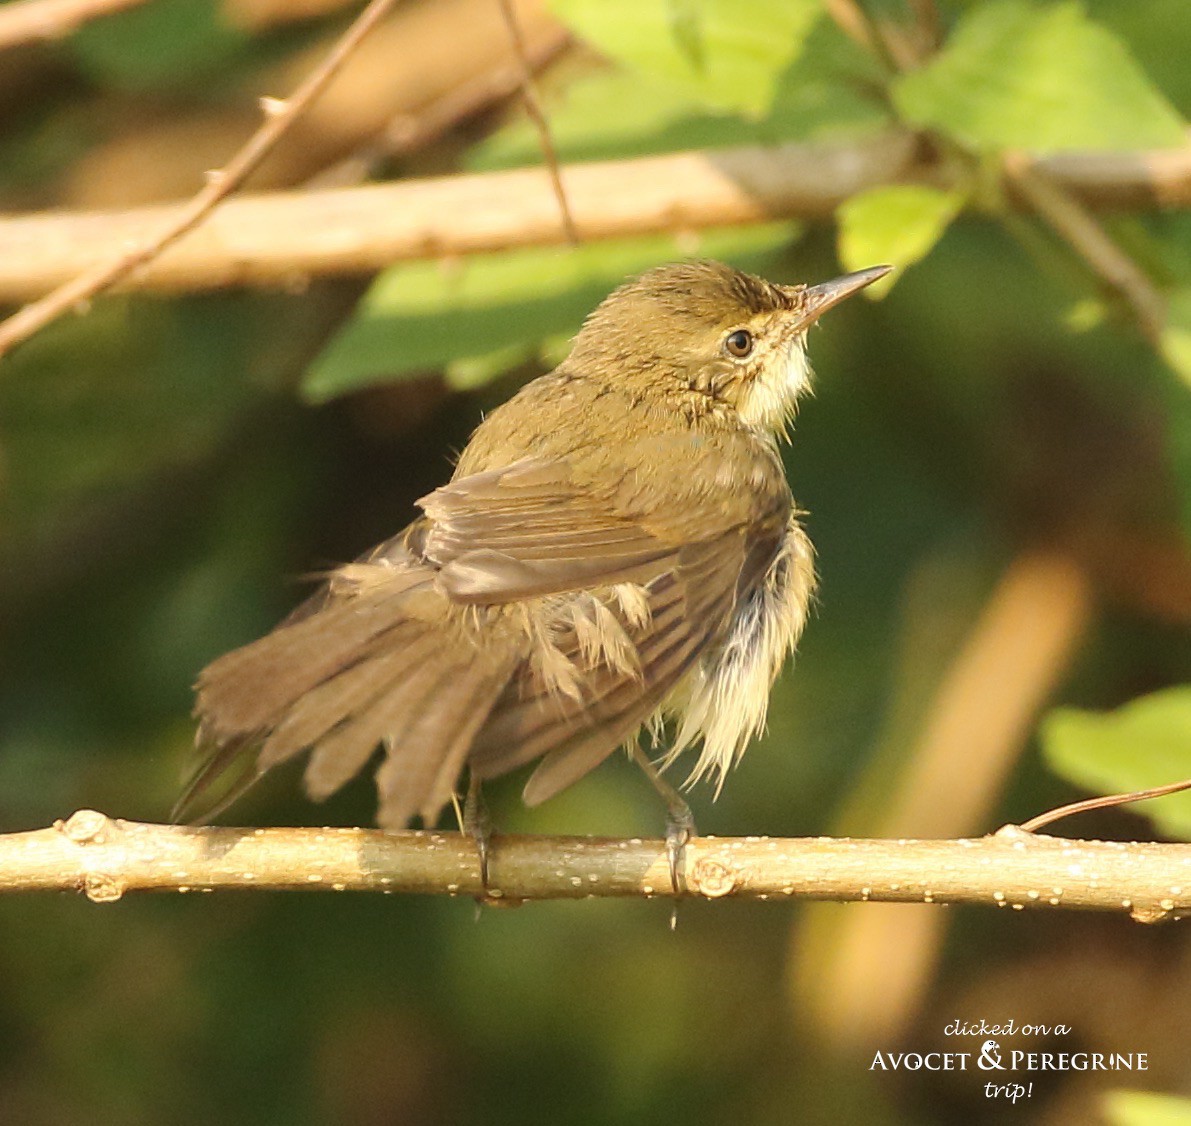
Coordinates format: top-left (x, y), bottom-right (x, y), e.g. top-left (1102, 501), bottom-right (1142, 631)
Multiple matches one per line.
top-left (183, 453), bottom-right (787, 825)
top-left (468, 533), bottom-right (766, 803)
top-left (410, 458), bottom-right (788, 801)
top-left (411, 458), bottom-right (705, 603)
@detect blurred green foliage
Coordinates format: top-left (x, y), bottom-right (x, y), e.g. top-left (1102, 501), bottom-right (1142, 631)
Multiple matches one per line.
top-left (891, 0), bottom-right (1184, 151)
top-left (548, 0), bottom-right (824, 116)
top-left (305, 223), bottom-right (801, 398)
top-left (1106, 1091), bottom-right (1191, 1126)
top-left (0, 0), bottom-right (1190, 1124)
top-left (1042, 688), bottom-right (1191, 839)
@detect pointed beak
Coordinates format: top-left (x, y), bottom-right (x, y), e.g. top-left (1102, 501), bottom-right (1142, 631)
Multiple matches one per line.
top-left (786, 265), bottom-right (893, 330)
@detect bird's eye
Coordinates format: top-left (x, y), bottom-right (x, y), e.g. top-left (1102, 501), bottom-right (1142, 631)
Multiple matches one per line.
top-left (724, 329), bottom-right (754, 358)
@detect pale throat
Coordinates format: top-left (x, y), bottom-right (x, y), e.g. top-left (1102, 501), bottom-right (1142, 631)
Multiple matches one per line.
top-left (737, 332), bottom-right (813, 435)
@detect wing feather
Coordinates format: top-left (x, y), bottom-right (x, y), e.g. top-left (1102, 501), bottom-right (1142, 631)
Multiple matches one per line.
top-left (469, 535), bottom-right (746, 794)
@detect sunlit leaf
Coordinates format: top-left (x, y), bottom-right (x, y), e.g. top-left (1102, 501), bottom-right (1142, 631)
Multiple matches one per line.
top-left (1041, 687), bottom-right (1191, 840)
top-left (303, 222), bottom-right (801, 401)
top-left (892, 1), bottom-right (1186, 153)
top-left (472, 36), bottom-right (887, 172)
top-left (546, 0), bottom-right (824, 116)
top-left (836, 185), bottom-right (967, 298)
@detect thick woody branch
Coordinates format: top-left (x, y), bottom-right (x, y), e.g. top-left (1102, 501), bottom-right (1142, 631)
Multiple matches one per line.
top-left (4, 810), bottom-right (1189, 923)
top-left (2, 135), bottom-right (1189, 305)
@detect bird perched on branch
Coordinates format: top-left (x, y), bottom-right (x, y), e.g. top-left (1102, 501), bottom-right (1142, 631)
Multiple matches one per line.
top-left (181, 259), bottom-right (890, 885)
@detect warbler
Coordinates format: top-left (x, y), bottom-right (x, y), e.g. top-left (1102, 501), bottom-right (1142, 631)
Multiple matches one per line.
top-left (182, 260), bottom-right (889, 879)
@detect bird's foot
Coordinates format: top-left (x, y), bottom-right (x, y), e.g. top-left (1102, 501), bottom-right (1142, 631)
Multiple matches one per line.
top-left (462, 774), bottom-right (492, 899)
top-left (664, 801), bottom-right (697, 899)
top-left (629, 744), bottom-right (697, 901)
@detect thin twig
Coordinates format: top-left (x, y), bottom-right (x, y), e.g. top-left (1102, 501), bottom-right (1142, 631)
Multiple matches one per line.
top-left (1002, 151), bottom-right (1168, 344)
top-left (0, 0), bottom-right (149, 51)
top-left (306, 22), bottom-right (571, 189)
top-left (495, 0), bottom-right (578, 244)
top-left (3, 811), bottom-right (1189, 923)
top-left (0, 0), bottom-right (403, 361)
top-left (1021, 777), bottom-right (1191, 833)
top-left (823, 0), bottom-right (880, 57)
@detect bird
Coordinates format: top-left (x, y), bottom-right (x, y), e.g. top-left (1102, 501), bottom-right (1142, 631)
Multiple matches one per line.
top-left (181, 259), bottom-right (890, 884)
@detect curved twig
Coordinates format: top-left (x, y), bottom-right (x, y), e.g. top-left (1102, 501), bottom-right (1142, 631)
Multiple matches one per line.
top-left (1020, 777), bottom-right (1191, 833)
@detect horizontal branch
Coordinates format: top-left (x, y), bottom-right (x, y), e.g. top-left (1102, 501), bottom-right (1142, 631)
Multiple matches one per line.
top-left (4, 810), bottom-right (1189, 922)
top-left (1, 133), bottom-right (1189, 303)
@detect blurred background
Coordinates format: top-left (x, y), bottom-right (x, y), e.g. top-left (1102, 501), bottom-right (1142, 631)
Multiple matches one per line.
top-left (0, 0), bottom-right (1189, 1122)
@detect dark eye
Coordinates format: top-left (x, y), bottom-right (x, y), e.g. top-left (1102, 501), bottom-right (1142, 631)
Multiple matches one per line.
top-left (724, 329), bottom-right (753, 358)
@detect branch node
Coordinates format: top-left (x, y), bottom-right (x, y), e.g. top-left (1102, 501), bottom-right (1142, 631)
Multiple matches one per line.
top-left (690, 855), bottom-right (739, 898)
top-left (1130, 898), bottom-right (1183, 924)
top-left (994, 823), bottom-right (1035, 843)
top-left (59, 808), bottom-right (115, 844)
top-left (259, 96), bottom-right (288, 118)
top-left (83, 872), bottom-right (126, 903)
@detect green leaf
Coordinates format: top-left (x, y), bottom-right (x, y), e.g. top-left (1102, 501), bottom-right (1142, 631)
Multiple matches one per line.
top-left (470, 73), bottom-right (747, 171)
top-left (836, 185), bottom-right (967, 298)
top-left (1104, 1091), bottom-right (1191, 1126)
top-left (303, 222), bottom-right (800, 401)
top-left (1160, 286), bottom-right (1191, 389)
top-left (471, 32), bottom-right (888, 172)
top-left (546, 0), bottom-right (824, 116)
top-left (1041, 687), bottom-right (1191, 840)
top-left (892, 1), bottom-right (1187, 153)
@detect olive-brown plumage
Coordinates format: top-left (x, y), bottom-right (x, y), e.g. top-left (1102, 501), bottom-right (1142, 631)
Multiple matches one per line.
top-left (184, 260), bottom-right (889, 828)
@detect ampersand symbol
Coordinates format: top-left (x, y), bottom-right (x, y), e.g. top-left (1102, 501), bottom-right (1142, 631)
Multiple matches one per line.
top-left (977, 1040), bottom-right (1005, 1070)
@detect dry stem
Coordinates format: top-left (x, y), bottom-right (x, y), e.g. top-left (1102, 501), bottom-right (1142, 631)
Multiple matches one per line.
top-left (2, 810), bottom-right (1188, 924)
top-left (495, 0), bottom-right (578, 243)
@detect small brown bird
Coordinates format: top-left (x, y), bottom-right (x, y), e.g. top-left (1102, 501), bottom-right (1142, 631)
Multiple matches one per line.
top-left (182, 260), bottom-right (889, 874)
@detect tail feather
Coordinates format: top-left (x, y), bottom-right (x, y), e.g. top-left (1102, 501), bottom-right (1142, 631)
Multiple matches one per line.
top-left (299, 657), bottom-right (449, 802)
top-left (195, 578), bottom-right (430, 738)
top-left (172, 733), bottom-right (255, 824)
top-left (258, 626), bottom-right (430, 774)
top-left (375, 666), bottom-right (509, 828)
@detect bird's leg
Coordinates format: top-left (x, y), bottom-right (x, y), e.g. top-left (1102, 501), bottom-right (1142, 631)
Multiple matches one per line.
top-left (462, 772), bottom-right (492, 894)
top-left (629, 744), bottom-right (696, 896)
